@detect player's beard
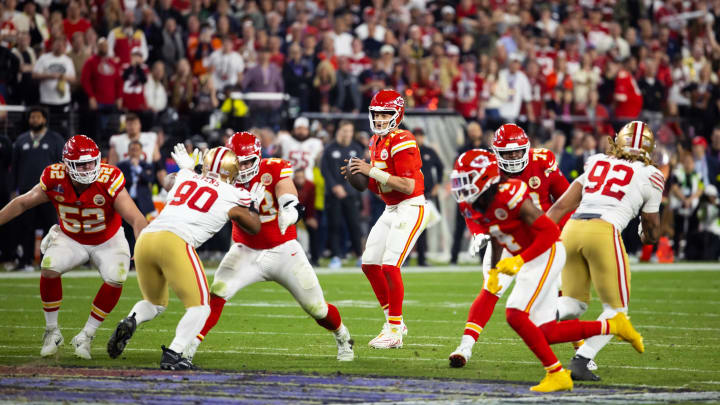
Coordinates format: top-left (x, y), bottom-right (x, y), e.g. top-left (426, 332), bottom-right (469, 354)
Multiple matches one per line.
top-left (30, 123), bottom-right (46, 132)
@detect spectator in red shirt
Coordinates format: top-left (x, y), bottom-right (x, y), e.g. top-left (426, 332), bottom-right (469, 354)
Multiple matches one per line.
top-left (63, 1), bottom-right (91, 40)
top-left (121, 48), bottom-right (150, 124)
top-left (81, 37), bottom-right (123, 141)
top-left (614, 59), bottom-right (643, 122)
top-left (448, 54), bottom-right (484, 121)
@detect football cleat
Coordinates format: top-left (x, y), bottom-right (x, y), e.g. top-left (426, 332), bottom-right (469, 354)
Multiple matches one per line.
top-left (449, 345), bottom-right (473, 368)
top-left (608, 312), bottom-right (644, 353)
top-left (160, 345), bottom-right (196, 370)
top-left (40, 327), bottom-right (64, 357)
top-left (183, 338), bottom-right (201, 362)
top-left (530, 369), bottom-right (574, 393)
top-left (369, 323), bottom-right (403, 349)
top-left (70, 331), bottom-right (94, 360)
top-left (568, 355), bottom-right (600, 381)
top-left (587, 359), bottom-right (598, 371)
top-left (334, 324), bottom-right (355, 361)
top-left (107, 313), bottom-right (137, 359)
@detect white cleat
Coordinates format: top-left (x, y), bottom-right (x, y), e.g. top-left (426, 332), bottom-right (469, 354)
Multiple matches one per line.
top-left (334, 324), bottom-right (355, 361)
top-left (449, 345), bottom-right (473, 368)
top-left (70, 331), bottom-right (93, 359)
top-left (369, 323), bottom-right (403, 349)
top-left (184, 338), bottom-right (201, 362)
top-left (40, 327), bottom-right (64, 357)
top-left (369, 322), bottom-right (407, 346)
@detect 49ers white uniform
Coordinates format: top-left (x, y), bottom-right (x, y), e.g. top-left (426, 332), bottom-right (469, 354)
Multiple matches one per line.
top-left (277, 132), bottom-right (323, 181)
top-left (211, 158), bottom-right (331, 321)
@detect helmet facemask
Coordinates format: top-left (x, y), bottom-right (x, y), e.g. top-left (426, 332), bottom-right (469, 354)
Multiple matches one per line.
top-left (65, 155), bottom-right (101, 184)
top-left (369, 108), bottom-right (399, 136)
top-left (451, 169), bottom-right (481, 203)
top-left (236, 155), bottom-right (260, 184)
top-left (493, 144), bottom-right (529, 173)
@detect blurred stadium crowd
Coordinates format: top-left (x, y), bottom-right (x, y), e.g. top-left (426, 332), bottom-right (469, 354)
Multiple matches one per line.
top-left (1, 0), bottom-right (719, 270)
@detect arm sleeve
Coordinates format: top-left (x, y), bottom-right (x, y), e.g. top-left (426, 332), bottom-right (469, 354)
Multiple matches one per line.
top-left (520, 214), bottom-right (560, 262)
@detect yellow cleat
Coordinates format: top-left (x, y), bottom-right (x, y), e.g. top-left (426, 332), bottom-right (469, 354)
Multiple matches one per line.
top-left (530, 369), bottom-right (573, 393)
top-left (608, 312), bottom-right (644, 353)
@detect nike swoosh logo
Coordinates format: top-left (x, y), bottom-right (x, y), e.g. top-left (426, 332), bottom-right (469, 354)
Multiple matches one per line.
top-left (291, 252), bottom-right (297, 256)
top-left (55, 338), bottom-right (62, 346)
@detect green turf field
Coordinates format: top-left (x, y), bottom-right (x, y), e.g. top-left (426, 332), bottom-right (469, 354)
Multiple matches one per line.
top-left (0, 267), bottom-right (718, 392)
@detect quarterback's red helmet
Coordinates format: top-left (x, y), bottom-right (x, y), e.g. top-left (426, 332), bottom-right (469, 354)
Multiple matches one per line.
top-left (63, 135), bottom-right (101, 184)
top-left (492, 123), bottom-right (530, 173)
top-left (226, 131), bottom-right (262, 183)
top-left (450, 149), bottom-right (501, 203)
top-left (369, 89), bottom-right (404, 135)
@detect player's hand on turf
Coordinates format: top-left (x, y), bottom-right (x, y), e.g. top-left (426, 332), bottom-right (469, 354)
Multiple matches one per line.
top-left (171, 143), bottom-right (196, 170)
top-left (486, 268), bottom-right (502, 294)
top-left (497, 255), bottom-right (524, 276)
top-left (347, 157), bottom-right (371, 176)
top-left (468, 233), bottom-right (490, 257)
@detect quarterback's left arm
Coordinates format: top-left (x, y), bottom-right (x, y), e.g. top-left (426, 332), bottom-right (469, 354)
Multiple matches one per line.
top-left (546, 180), bottom-right (583, 224)
top-left (496, 199), bottom-right (560, 275)
top-left (113, 188), bottom-right (148, 238)
top-left (276, 177), bottom-right (305, 235)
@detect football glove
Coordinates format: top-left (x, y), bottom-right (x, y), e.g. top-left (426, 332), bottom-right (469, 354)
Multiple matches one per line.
top-left (40, 224), bottom-right (60, 255)
top-left (171, 143), bottom-right (201, 171)
top-left (278, 194), bottom-right (303, 235)
top-left (468, 233), bottom-right (490, 257)
top-left (248, 182), bottom-right (265, 211)
top-left (637, 220), bottom-right (644, 241)
top-left (486, 268), bottom-right (502, 294)
top-left (497, 255), bottom-right (525, 276)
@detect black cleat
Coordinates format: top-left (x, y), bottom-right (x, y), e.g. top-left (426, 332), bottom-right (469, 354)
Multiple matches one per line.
top-left (107, 313), bottom-right (137, 359)
top-left (569, 354), bottom-right (601, 381)
top-left (160, 345), bottom-right (196, 370)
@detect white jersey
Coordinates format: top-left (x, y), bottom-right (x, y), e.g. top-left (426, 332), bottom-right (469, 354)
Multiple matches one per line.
top-left (110, 132), bottom-right (157, 163)
top-left (277, 133), bottom-right (323, 181)
top-left (144, 169), bottom-right (252, 247)
top-left (574, 154), bottom-right (664, 231)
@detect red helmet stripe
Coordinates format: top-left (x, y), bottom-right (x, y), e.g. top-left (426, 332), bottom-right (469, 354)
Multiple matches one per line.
top-left (212, 148), bottom-right (228, 173)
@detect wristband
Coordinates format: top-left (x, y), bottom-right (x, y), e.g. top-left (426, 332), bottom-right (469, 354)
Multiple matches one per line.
top-left (369, 167), bottom-right (390, 185)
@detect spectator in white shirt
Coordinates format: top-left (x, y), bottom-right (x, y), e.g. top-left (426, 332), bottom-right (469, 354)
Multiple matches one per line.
top-left (145, 60), bottom-right (168, 116)
top-left (205, 37), bottom-right (244, 92)
top-left (498, 54), bottom-right (533, 123)
top-left (32, 36), bottom-right (76, 136)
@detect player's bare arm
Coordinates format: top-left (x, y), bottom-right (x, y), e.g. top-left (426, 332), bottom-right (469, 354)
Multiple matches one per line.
top-left (228, 205), bottom-right (261, 235)
top-left (489, 239), bottom-right (503, 269)
top-left (0, 183), bottom-right (50, 226)
top-left (518, 198), bottom-right (543, 226)
top-left (347, 157), bottom-right (415, 195)
top-left (546, 181), bottom-right (583, 224)
top-left (113, 188), bottom-right (148, 238)
top-left (639, 211), bottom-right (660, 245)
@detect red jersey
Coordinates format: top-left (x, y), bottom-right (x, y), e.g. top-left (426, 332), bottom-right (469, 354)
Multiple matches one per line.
top-left (40, 163), bottom-right (126, 245)
top-left (505, 148), bottom-right (569, 213)
top-left (368, 129), bottom-right (425, 206)
top-left (461, 179), bottom-right (543, 255)
top-left (451, 73), bottom-right (484, 119)
top-left (81, 55), bottom-right (123, 105)
top-left (614, 70), bottom-right (643, 119)
top-left (120, 63), bottom-right (149, 111)
top-left (232, 158), bottom-right (296, 250)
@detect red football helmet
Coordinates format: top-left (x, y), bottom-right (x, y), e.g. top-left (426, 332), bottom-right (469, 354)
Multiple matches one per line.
top-left (369, 89), bottom-right (405, 135)
top-left (63, 135), bottom-right (101, 184)
top-left (450, 149), bottom-right (501, 203)
top-left (492, 123), bottom-right (530, 173)
top-left (226, 131), bottom-right (262, 183)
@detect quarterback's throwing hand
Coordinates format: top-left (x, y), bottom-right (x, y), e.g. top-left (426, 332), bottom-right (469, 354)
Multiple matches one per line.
top-left (497, 255), bottom-right (524, 276)
top-left (486, 268), bottom-right (502, 294)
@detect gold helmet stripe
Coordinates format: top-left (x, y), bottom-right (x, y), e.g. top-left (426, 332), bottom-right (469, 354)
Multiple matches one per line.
top-left (211, 147), bottom-right (229, 173)
top-left (632, 121), bottom-right (644, 150)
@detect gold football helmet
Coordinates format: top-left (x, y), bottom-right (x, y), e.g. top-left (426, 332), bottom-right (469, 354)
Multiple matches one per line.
top-left (203, 146), bottom-right (240, 184)
top-left (614, 121), bottom-right (655, 158)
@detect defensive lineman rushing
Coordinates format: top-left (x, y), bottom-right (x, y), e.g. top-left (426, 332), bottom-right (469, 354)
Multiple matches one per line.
top-left (0, 135), bottom-right (148, 359)
top-left (344, 89), bottom-right (428, 349)
top-left (449, 149), bottom-right (644, 392)
top-left (183, 131), bottom-right (354, 362)
top-left (547, 121), bottom-right (663, 381)
top-left (107, 145), bottom-right (261, 370)
top-left (449, 124), bottom-right (570, 367)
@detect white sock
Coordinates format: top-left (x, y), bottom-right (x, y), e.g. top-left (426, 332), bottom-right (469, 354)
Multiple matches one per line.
top-left (129, 300), bottom-right (165, 325)
top-left (44, 311), bottom-right (59, 329)
top-left (576, 334), bottom-right (613, 359)
top-left (169, 305), bottom-right (210, 354)
top-left (383, 308), bottom-right (389, 321)
top-left (460, 334), bottom-right (475, 348)
top-left (82, 315), bottom-right (102, 337)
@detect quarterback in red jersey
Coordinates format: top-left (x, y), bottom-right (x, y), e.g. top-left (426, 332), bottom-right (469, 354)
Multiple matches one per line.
top-left (448, 150), bottom-right (643, 392)
top-left (0, 135), bottom-right (147, 359)
top-left (184, 131), bottom-right (354, 362)
top-left (345, 89), bottom-right (428, 349)
top-left (449, 124), bottom-right (570, 368)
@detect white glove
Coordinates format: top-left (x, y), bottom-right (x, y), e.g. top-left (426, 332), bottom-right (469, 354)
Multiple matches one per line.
top-left (171, 143), bottom-right (200, 171)
top-left (40, 224), bottom-right (60, 255)
top-left (638, 220), bottom-right (644, 241)
top-left (277, 194), bottom-right (300, 235)
top-left (468, 233), bottom-right (490, 257)
top-left (249, 182), bottom-right (266, 209)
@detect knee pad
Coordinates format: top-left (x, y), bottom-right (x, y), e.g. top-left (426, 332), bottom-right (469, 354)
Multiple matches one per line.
top-left (597, 303), bottom-right (626, 321)
top-left (304, 299), bottom-right (329, 320)
top-left (556, 296), bottom-right (588, 320)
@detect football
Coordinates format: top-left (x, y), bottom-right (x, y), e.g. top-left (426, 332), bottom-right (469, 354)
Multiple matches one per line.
top-left (346, 170), bottom-right (369, 191)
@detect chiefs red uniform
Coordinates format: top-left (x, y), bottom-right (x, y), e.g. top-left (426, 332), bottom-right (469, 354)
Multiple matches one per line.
top-left (40, 163), bottom-right (126, 245)
top-left (507, 148), bottom-right (569, 212)
top-left (368, 129), bottom-right (425, 205)
top-left (232, 158), bottom-right (296, 250)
